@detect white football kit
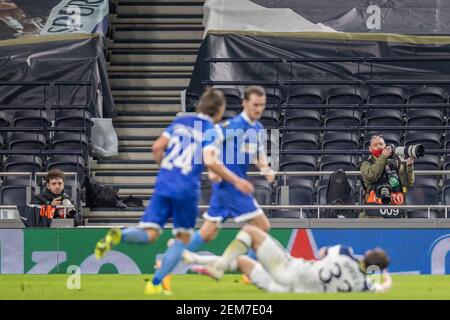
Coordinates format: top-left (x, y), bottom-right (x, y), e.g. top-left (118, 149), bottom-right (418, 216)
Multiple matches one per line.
top-left (251, 238), bottom-right (378, 293)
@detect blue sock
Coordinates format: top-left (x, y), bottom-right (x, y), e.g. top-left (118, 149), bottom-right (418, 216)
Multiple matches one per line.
top-left (121, 228), bottom-right (150, 244)
top-left (248, 249), bottom-right (257, 261)
top-left (186, 231), bottom-right (205, 252)
top-left (152, 240), bottom-right (185, 285)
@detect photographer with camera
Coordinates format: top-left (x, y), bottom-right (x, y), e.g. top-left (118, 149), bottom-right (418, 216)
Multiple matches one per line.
top-left (361, 135), bottom-right (419, 218)
top-left (32, 169), bottom-right (76, 219)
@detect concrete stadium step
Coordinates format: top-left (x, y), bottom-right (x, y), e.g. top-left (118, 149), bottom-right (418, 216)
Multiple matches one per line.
top-left (118, 135), bottom-right (156, 147)
top-left (111, 88), bottom-right (185, 97)
top-left (116, 2), bottom-right (204, 15)
top-left (114, 123), bottom-right (166, 136)
top-left (94, 171), bottom-right (157, 184)
top-left (114, 99), bottom-right (181, 112)
top-left (111, 22), bottom-right (202, 28)
top-left (112, 26), bottom-right (203, 41)
top-left (91, 159), bottom-right (159, 170)
top-left (111, 14), bottom-right (203, 24)
top-left (116, 147), bottom-right (157, 160)
top-left (109, 50), bottom-right (198, 63)
top-left (109, 74), bottom-right (191, 87)
top-left (115, 111), bottom-right (177, 122)
top-left (108, 62), bottom-right (194, 73)
top-left (107, 38), bottom-right (201, 50)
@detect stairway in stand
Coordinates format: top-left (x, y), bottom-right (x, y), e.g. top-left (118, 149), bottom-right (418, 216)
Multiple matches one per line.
top-left (87, 0), bottom-right (204, 224)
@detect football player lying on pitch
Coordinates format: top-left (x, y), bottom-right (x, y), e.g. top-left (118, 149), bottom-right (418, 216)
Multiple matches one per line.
top-left (186, 224), bottom-right (393, 293)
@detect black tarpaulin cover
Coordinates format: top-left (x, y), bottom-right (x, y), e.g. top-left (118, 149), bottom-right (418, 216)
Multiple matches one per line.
top-left (188, 32), bottom-right (450, 99)
top-left (0, 33), bottom-right (115, 117)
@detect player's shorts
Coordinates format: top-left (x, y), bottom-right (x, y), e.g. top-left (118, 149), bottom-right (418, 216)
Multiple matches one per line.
top-left (203, 187), bottom-right (264, 223)
top-left (139, 194), bottom-right (198, 235)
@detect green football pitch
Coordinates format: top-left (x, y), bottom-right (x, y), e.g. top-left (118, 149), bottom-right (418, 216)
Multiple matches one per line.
top-left (0, 275), bottom-right (449, 300)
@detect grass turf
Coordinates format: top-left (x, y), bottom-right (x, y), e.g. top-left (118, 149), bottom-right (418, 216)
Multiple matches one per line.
top-left (0, 275), bottom-right (449, 300)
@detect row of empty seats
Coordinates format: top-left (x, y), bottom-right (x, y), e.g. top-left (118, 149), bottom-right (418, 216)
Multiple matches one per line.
top-left (198, 177), bottom-right (450, 218)
top-left (219, 86), bottom-right (450, 108)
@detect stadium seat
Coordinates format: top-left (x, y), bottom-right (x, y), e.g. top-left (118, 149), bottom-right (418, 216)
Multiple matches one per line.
top-left (8, 132), bottom-right (46, 151)
top-left (322, 132), bottom-right (359, 150)
top-left (366, 109), bottom-right (403, 127)
top-left (445, 132), bottom-right (450, 150)
top-left (276, 179), bottom-right (314, 204)
top-left (413, 155), bottom-right (441, 184)
top-left (55, 110), bottom-right (93, 138)
top-left (408, 86), bottom-right (447, 113)
top-left (47, 155), bottom-right (85, 183)
top-left (320, 155), bottom-right (358, 172)
top-left (0, 179), bottom-right (34, 205)
top-left (287, 87), bottom-right (324, 104)
top-left (12, 110), bottom-right (51, 131)
top-left (284, 109), bottom-right (321, 128)
top-left (324, 109), bottom-right (361, 127)
top-left (408, 86), bottom-right (447, 104)
top-left (444, 155), bottom-right (450, 179)
top-left (282, 132), bottom-right (319, 151)
top-left (259, 110), bottom-right (279, 127)
top-left (406, 177), bottom-right (439, 218)
top-left (265, 87), bottom-right (283, 105)
top-left (3, 155), bottom-right (43, 174)
top-left (220, 88), bottom-right (242, 105)
top-left (405, 132), bottom-right (442, 149)
top-left (441, 181), bottom-right (450, 213)
top-left (406, 109), bottom-right (443, 130)
top-left (0, 111), bottom-right (9, 138)
top-left (368, 87), bottom-right (405, 104)
top-left (251, 179), bottom-right (272, 205)
top-left (413, 154), bottom-right (441, 171)
top-left (327, 87), bottom-right (363, 105)
top-left (276, 179), bottom-right (315, 217)
top-left (51, 132), bottom-right (90, 160)
top-left (279, 155), bottom-right (316, 172)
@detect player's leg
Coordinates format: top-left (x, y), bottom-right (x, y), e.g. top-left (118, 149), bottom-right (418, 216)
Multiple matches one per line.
top-left (236, 256), bottom-right (290, 293)
top-left (94, 195), bottom-right (168, 259)
top-left (230, 192), bottom-right (270, 260)
top-left (185, 191), bottom-right (225, 252)
top-left (205, 225), bottom-right (293, 285)
top-left (145, 197), bottom-right (198, 294)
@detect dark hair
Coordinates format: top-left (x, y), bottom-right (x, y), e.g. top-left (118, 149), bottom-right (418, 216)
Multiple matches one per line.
top-left (243, 85), bottom-right (266, 100)
top-left (196, 87), bottom-right (225, 118)
top-left (363, 248), bottom-right (390, 271)
top-left (46, 169), bottom-right (65, 183)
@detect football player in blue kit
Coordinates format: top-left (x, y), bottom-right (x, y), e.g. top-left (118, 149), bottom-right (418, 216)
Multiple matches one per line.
top-left (94, 88), bottom-right (254, 295)
top-left (183, 86), bottom-right (275, 269)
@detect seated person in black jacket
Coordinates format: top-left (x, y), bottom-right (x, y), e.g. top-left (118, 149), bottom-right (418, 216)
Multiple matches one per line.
top-left (32, 169), bottom-right (76, 218)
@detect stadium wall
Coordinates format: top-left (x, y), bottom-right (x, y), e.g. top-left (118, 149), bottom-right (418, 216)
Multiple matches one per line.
top-left (0, 229), bottom-right (449, 275)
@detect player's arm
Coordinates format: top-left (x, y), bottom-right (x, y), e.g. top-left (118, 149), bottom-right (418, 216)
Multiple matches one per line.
top-left (203, 147), bottom-right (254, 194)
top-left (255, 129), bottom-right (275, 183)
top-left (373, 271), bottom-right (393, 293)
top-left (152, 134), bottom-right (169, 165)
top-left (255, 152), bottom-right (275, 183)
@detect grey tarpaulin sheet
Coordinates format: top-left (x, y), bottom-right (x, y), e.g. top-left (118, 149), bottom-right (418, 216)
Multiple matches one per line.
top-left (206, 0), bottom-right (450, 35)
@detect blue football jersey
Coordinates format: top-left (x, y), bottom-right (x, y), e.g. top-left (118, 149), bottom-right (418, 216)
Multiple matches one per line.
top-left (154, 113), bottom-right (220, 199)
top-left (216, 112), bottom-right (267, 188)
